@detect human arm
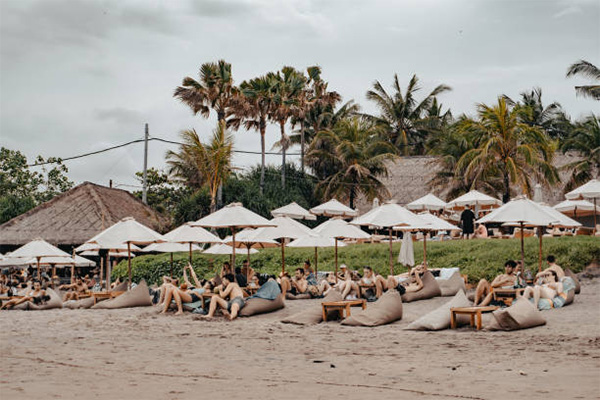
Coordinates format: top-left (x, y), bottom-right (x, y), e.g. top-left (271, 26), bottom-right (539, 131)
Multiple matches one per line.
top-left (182, 266), bottom-right (193, 287)
top-left (187, 265), bottom-right (202, 288)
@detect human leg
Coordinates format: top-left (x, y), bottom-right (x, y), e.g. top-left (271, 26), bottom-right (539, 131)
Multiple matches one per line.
top-left (474, 279), bottom-right (490, 305)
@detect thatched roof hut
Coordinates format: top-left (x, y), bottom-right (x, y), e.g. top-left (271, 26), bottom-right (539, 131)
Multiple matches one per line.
top-left (0, 182), bottom-right (170, 251)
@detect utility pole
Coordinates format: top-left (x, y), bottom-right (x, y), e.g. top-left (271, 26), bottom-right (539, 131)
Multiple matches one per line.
top-left (142, 123), bottom-right (149, 204)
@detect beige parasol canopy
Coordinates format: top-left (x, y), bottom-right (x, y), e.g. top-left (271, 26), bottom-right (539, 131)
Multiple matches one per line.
top-left (2, 238), bottom-right (73, 278)
top-left (271, 202), bottom-right (316, 220)
top-left (446, 190), bottom-right (502, 211)
top-left (553, 199), bottom-right (600, 217)
top-left (164, 222), bottom-right (221, 263)
top-left (406, 193), bottom-right (447, 212)
top-left (310, 199), bottom-right (358, 218)
top-left (565, 179), bottom-right (600, 234)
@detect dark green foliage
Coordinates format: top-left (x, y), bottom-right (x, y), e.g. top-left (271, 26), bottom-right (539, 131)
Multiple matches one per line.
top-left (112, 236), bottom-right (599, 285)
top-left (172, 188), bottom-right (212, 225)
top-left (133, 168), bottom-right (190, 216)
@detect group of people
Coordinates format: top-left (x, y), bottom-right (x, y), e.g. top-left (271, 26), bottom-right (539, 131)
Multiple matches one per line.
top-left (474, 255), bottom-right (568, 309)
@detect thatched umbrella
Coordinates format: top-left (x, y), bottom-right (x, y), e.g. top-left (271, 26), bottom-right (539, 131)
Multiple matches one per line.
top-left (86, 217), bottom-right (165, 289)
top-left (191, 203), bottom-right (275, 270)
top-left (164, 222), bottom-right (221, 263)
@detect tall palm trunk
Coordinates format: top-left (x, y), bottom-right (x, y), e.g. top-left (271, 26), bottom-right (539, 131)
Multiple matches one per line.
top-left (217, 118), bottom-right (226, 209)
top-left (259, 118), bottom-right (266, 195)
top-left (502, 169), bottom-right (510, 203)
top-left (349, 185), bottom-right (356, 209)
top-left (300, 120), bottom-right (305, 173)
top-left (280, 121), bottom-right (286, 188)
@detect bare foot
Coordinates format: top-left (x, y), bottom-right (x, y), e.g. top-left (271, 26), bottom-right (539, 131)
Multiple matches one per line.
top-left (160, 309), bottom-right (168, 314)
top-left (221, 309), bottom-right (232, 320)
top-left (174, 310), bottom-right (183, 316)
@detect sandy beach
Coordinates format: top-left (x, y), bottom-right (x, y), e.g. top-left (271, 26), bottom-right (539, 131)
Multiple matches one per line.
top-left (1, 279), bottom-right (599, 400)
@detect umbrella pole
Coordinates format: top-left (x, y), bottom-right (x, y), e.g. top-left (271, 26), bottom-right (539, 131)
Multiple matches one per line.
top-left (314, 247), bottom-right (318, 277)
top-left (231, 228), bottom-right (237, 270)
top-left (100, 256), bottom-right (104, 290)
top-left (106, 253), bottom-right (111, 292)
top-left (189, 242), bottom-right (192, 264)
top-left (335, 239), bottom-right (338, 283)
top-left (37, 257), bottom-right (41, 280)
top-left (170, 252), bottom-right (174, 278)
top-left (594, 198), bottom-right (597, 236)
top-left (127, 242), bottom-right (132, 290)
top-left (247, 246), bottom-right (251, 283)
top-left (520, 222), bottom-right (525, 269)
top-left (538, 227), bottom-right (543, 273)
top-left (281, 240), bottom-right (286, 274)
top-left (71, 264), bottom-right (75, 280)
top-left (423, 231), bottom-right (427, 265)
top-left (52, 266), bottom-right (56, 285)
top-left (389, 228), bottom-right (393, 276)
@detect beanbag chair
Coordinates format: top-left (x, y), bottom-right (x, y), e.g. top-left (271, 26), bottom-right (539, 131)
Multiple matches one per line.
top-left (487, 299), bottom-right (546, 331)
top-left (91, 280), bottom-right (152, 309)
top-left (341, 290), bottom-right (403, 327)
top-left (112, 281), bottom-right (129, 292)
top-left (401, 271), bottom-right (442, 303)
top-left (12, 289), bottom-right (63, 311)
top-left (281, 291), bottom-right (343, 325)
top-left (64, 297), bottom-right (96, 309)
top-left (406, 290), bottom-right (470, 331)
top-left (564, 269), bottom-right (580, 294)
top-left (285, 293), bottom-right (311, 300)
top-left (240, 294), bottom-right (285, 317)
top-left (437, 272), bottom-right (466, 297)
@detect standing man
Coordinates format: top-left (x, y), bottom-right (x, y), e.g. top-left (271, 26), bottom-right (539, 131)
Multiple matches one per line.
top-left (460, 204), bottom-right (476, 239)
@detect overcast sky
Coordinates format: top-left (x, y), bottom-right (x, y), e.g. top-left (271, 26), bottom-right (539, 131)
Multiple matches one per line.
top-left (1, 0), bottom-right (598, 191)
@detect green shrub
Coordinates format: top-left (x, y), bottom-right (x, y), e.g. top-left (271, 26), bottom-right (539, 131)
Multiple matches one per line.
top-left (112, 236), bottom-right (599, 285)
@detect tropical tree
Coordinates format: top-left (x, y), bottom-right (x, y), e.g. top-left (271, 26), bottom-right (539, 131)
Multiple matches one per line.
top-left (566, 60), bottom-right (600, 100)
top-left (306, 117), bottom-right (399, 208)
top-left (269, 67), bottom-right (306, 187)
top-left (166, 124), bottom-right (235, 213)
top-left (366, 74), bottom-right (451, 155)
top-left (456, 98), bottom-right (559, 203)
top-left (561, 114), bottom-right (600, 190)
top-left (238, 75), bottom-right (275, 194)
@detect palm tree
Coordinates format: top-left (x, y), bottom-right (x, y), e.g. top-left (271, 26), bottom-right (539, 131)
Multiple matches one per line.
top-left (238, 75), bottom-right (275, 194)
top-left (306, 117), bottom-right (399, 208)
top-left (366, 74), bottom-right (451, 155)
top-left (166, 124), bottom-right (234, 213)
top-left (561, 114), bottom-right (600, 190)
top-left (173, 60), bottom-right (239, 129)
top-left (269, 67), bottom-right (306, 188)
top-left (566, 60), bottom-right (600, 100)
top-left (457, 97), bottom-right (559, 203)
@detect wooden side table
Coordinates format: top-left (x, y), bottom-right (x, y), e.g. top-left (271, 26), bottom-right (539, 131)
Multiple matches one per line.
top-left (321, 299), bottom-right (367, 321)
top-left (450, 306), bottom-right (499, 330)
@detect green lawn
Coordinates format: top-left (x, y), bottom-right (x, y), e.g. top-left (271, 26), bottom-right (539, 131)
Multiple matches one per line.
top-left (112, 236), bottom-right (599, 286)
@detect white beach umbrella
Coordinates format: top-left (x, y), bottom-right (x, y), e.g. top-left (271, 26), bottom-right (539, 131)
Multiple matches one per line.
top-left (288, 233), bottom-right (346, 275)
top-left (3, 238), bottom-right (72, 279)
top-left (310, 199), bottom-right (358, 218)
top-left (203, 243), bottom-right (259, 255)
top-left (446, 190), bottom-right (502, 212)
top-left (539, 205), bottom-right (581, 229)
top-left (80, 250), bottom-right (136, 258)
top-left (397, 232), bottom-right (415, 267)
top-left (351, 203), bottom-right (428, 274)
top-left (75, 242), bottom-right (142, 253)
top-left (191, 203), bottom-right (275, 269)
top-left (86, 217), bottom-right (166, 289)
top-left (32, 255), bottom-right (95, 267)
top-left (477, 197), bottom-right (559, 270)
top-left (222, 228), bottom-right (278, 277)
top-left (553, 199), bottom-right (599, 217)
top-left (271, 202), bottom-right (316, 220)
top-left (565, 179), bottom-right (600, 234)
top-left (406, 193), bottom-right (447, 212)
top-left (164, 222), bottom-right (221, 263)
top-left (313, 218), bottom-right (370, 279)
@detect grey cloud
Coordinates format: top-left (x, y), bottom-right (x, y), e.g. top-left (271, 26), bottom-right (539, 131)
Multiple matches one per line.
top-left (189, 0), bottom-right (255, 17)
top-left (94, 108), bottom-right (145, 125)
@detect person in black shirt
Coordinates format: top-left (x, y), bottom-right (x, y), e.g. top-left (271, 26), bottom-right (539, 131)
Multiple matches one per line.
top-left (460, 204), bottom-right (476, 239)
top-left (235, 267), bottom-right (247, 288)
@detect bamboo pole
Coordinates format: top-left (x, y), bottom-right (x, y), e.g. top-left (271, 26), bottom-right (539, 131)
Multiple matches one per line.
top-left (127, 242), bottom-right (132, 290)
top-left (334, 239), bottom-right (339, 283)
top-left (281, 239), bottom-right (286, 274)
top-left (519, 222), bottom-right (525, 270)
top-left (538, 227), bottom-right (543, 273)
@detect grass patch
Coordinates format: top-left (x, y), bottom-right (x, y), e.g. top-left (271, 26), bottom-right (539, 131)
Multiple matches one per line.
top-left (112, 236), bottom-right (599, 286)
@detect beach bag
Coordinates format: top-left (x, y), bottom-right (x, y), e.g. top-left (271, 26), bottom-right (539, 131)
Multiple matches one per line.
top-left (401, 271), bottom-right (442, 303)
top-left (240, 294), bottom-right (285, 317)
top-left (564, 269), bottom-right (580, 294)
top-left (341, 290), bottom-right (403, 327)
top-left (437, 271), bottom-right (466, 297)
top-left (281, 291), bottom-right (343, 325)
top-left (91, 280), bottom-right (152, 309)
top-left (406, 290), bottom-right (470, 331)
top-left (487, 299), bottom-right (546, 331)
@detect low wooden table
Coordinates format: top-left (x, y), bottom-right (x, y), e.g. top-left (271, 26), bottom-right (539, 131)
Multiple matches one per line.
top-left (92, 291), bottom-right (125, 305)
top-left (450, 306), bottom-right (499, 330)
top-left (322, 299), bottom-right (367, 321)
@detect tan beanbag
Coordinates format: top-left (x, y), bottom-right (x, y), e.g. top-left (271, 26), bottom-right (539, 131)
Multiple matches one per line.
top-left (64, 297), bottom-right (96, 309)
top-left (406, 290), bottom-right (470, 330)
top-left (281, 291), bottom-right (343, 325)
top-left (401, 271), bottom-right (442, 303)
top-left (91, 280), bottom-right (152, 309)
top-left (341, 290), bottom-right (403, 327)
top-left (112, 281), bottom-right (129, 292)
top-left (240, 294), bottom-right (285, 317)
top-left (437, 272), bottom-right (466, 297)
top-left (564, 269), bottom-right (580, 294)
top-left (487, 299), bottom-right (546, 331)
top-left (285, 293), bottom-right (311, 300)
top-left (12, 289), bottom-right (63, 311)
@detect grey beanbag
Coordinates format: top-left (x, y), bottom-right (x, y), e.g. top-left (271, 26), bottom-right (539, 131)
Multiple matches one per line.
top-left (437, 272), bottom-right (466, 297)
top-left (341, 290), bottom-right (403, 327)
top-left (406, 290), bottom-right (470, 330)
top-left (487, 299), bottom-right (546, 331)
top-left (91, 280), bottom-right (152, 309)
top-left (240, 294), bottom-right (285, 317)
top-left (401, 271), bottom-right (442, 302)
top-left (281, 291), bottom-right (343, 325)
